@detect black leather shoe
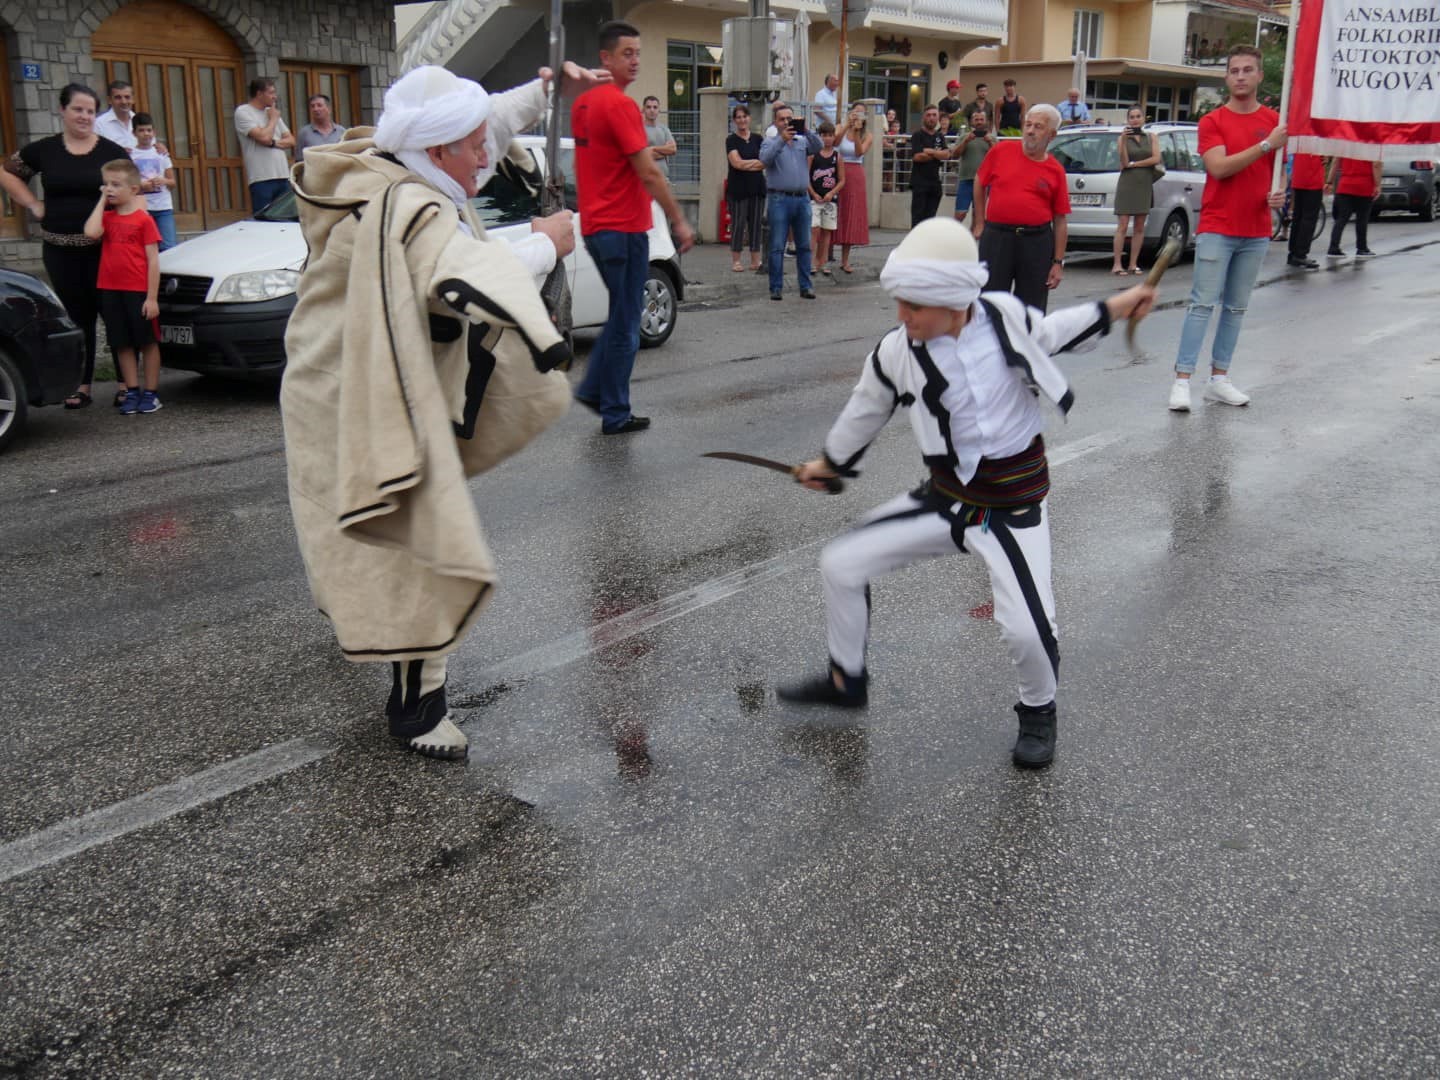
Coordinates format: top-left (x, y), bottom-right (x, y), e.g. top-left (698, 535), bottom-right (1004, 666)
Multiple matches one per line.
top-left (603, 415), bottom-right (651, 435)
top-left (777, 667), bottom-right (868, 708)
top-left (770, 290), bottom-right (783, 301)
top-left (1011, 702), bottom-right (1057, 768)
top-left (574, 394), bottom-right (602, 415)
top-left (800, 289), bottom-right (816, 299)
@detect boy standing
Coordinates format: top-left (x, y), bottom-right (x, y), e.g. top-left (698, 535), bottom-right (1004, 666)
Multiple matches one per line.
top-left (129, 112), bottom-right (177, 250)
top-left (84, 160), bottom-right (164, 415)
top-left (779, 218), bottom-right (1156, 769)
top-left (808, 121), bottom-right (844, 275)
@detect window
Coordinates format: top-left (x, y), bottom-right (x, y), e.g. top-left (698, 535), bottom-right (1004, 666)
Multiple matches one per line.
top-left (1073, 10), bottom-right (1103, 58)
top-left (280, 63), bottom-right (364, 137)
top-left (1086, 79), bottom-right (1141, 117)
top-left (1050, 133), bottom-right (1121, 175)
top-left (1146, 84), bottom-right (1175, 122)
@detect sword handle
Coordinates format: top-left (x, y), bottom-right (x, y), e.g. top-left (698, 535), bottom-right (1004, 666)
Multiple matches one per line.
top-left (792, 466), bottom-right (845, 494)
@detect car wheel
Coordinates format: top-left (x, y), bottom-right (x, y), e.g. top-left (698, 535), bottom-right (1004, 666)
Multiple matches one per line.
top-left (1419, 185), bottom-right (1436, 222)
top-left (1162, 210), bottom-right (1189, 252)
top-left (639, 266), bottom-right (677, 349)
top-left (0, 349), bottom-right (29, 454)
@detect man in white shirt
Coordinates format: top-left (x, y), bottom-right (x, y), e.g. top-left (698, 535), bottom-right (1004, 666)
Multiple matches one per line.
top-left (813, 73), bottom-right (839, 125)
top-left (94, 80), bottom-right (138, 149)
top-left (234, 77), bottom-right (296, 212)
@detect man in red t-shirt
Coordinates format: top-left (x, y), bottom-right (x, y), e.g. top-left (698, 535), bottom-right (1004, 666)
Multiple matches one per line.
top-left (972, 103), bottom-right (1070, 313)
top-left (571, 20), bottom-right (694, 436)
top-left (1324, 156), bottom-right (1382, 259)
top-left (83, 158), bottom-right (164, 415)
top-left (1286, 152), bottom-right (1327, 269)
top-left (1169, 44), bottom-right (1286, 412)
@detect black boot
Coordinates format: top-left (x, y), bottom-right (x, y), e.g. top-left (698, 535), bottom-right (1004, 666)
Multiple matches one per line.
top-left (1011, 701), bottom-right (1057, 768)
top-left (777, 663), bottom-right (868, 708)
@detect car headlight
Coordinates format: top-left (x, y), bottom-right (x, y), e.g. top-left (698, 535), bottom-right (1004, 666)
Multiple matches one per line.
top-left (213, 269), bottom-right (300, 303)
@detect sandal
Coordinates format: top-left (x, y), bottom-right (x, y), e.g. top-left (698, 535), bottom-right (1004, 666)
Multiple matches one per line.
top-left (63, 390), bottom-right (92, 410)
top-left (114, 388), bottom-right (128, 407)
top-left (732, 262), bottom-right (744, 272)
top-left (1132, 267), bottom-right (1145, 275)
top-left (1111, 266), bottom-right (1126, 276)
top-left (841, 265), bottom-right (854, 274)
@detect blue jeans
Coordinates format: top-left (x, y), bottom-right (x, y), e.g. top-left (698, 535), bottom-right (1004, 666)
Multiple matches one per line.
top-left (767, 192), bottom-right (812, 293)
top-left (576, 229), bottom-right (648, 430)
top-left (954, 179), bottom-right (975, 214)
top-left (150, 208), bottom-right (177, 250)
top-left (1174, 232), bottom-right (1269, 375)
top-left (249, 178), bottom-right (289, 214)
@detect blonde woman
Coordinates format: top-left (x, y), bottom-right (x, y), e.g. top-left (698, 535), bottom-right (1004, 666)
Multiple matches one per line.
top-left (832, 104), bottom-right (872, 272)
top-left (1113, 106), bottom-right (1162, 274)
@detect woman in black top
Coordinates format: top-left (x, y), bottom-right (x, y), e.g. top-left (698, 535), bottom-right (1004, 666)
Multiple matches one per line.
top-left (725, 104), bottom-right (766, 272)
top-left (1, 84), bottom-right (131, 407)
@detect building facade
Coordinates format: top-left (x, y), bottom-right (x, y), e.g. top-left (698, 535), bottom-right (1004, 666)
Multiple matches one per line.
top-left (0, 0), bottom-right (401, 263)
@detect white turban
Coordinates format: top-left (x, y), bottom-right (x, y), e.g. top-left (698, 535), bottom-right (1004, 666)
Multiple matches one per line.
top-left (374, 66), bottom-right (491, 209)
top-left (880, 217), bottom-right (989, 309)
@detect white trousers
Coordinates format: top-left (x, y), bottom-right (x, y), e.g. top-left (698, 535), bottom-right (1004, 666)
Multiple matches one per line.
top-left (820, 491), bottom-right (1059, 707)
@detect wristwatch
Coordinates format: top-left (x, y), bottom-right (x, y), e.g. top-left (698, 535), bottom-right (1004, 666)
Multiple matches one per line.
top-left (1259, 139), bottom-right (1272, 154)
top-left (1051, 257), bottom-right (1065, 266)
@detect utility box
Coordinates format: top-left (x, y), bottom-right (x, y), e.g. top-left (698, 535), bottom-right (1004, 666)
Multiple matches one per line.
top-left (721, 16), bottom-right (794, 95)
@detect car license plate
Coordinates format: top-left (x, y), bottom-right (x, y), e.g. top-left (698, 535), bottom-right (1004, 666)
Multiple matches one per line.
top-left (1381, 176), bottom-right (1402, 187)
top-left (1071, 192), bottom-right (1104, 206)
top-left (160, 324), bottom-right (193, 345)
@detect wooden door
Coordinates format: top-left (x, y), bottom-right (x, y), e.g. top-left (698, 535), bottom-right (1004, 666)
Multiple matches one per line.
top-left (93, 0), bottom-right (246, 231)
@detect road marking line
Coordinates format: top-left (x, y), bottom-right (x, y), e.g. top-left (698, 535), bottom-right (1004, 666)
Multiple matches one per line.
top-left (0, 738), bottom-right (333, 886)
top-left (0, 434), bottom-right (1120, 881)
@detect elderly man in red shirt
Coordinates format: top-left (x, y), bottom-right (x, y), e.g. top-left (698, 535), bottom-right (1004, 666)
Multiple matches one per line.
top-left (971, 103), bottom-right (1069, 313)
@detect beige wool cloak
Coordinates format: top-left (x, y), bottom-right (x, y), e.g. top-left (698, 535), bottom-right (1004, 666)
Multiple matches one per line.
top-left (280, 134), bottom-right (571, 662)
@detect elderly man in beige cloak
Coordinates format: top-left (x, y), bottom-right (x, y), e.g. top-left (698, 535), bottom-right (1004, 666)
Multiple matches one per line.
top-left (282, 64), bottom-right (601, 761)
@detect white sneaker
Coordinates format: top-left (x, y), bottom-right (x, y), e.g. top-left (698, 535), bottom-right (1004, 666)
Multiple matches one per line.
top-left (1205, 377), bottom-right (1250, 406)
top-left (1168, 380), bottom-right (1192, 412)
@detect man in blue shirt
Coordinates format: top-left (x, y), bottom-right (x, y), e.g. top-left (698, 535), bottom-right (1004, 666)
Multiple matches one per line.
top-left (760, 102), bottom-right (823, 301)
top-left (1057, 88), bottom-right (1091, 126)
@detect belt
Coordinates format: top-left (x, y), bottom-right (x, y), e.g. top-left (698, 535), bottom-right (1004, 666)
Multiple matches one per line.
top-left (985, 221), bottom-right (1052, 235)
top-left (769, 189), bottom-right (807, 197)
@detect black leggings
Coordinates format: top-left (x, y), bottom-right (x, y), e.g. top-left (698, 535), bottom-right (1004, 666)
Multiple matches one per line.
top-left (42, 242), bottom-right (104, 386)
top-left (1329, 193), bottom-right (1373, 253)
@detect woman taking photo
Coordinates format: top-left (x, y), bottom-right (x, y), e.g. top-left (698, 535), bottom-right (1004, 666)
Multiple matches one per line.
top-left (1, 84), bottom-right (131, 407)
top-left (832, 104), bottom-right (871, 273)
top-left (725, 104), bottom-right (765, 273)
top-left (1113, 105), bottom-right (1162, 275)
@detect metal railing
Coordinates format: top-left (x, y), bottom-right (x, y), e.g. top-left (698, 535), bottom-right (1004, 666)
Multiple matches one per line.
top-left (668, 109), bottom-right (700, 187)
top-left (881, 132), bottom-right (988, 194)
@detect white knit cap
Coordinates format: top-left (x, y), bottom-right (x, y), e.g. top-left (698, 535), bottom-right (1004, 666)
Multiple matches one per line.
top-left (879, 217), bottom-right (989, 308)
top-left (373, 66), bottom-right (490, 153)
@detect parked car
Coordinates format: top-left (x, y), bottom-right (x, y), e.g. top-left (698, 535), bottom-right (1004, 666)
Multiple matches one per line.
top-left (1048, 122), bottom-right (1206, 255)
top-left (1376, 159), bottom-right (1436, 220)
top-left (0, 269), bottom-right (86, 453)
top-left (156, 137), bottom-right (683, 379)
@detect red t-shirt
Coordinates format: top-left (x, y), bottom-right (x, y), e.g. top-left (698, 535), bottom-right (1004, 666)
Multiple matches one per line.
top-left (1198, 104), bottom-right (1278, 238)
top-left (572, 84), bottom-right (651, 236)
top-left (1290, 152), bottom-right (1325, 191)
top-left (97, 207), bottom-right (161, 292)
top-left (974, 141), bottom-right (1070, 226)
top-left (1336, 158), bottom-right (1379, 198)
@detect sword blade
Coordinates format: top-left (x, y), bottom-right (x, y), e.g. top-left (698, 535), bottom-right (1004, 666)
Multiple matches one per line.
top-left (701, 452), bottom-right (845, 494)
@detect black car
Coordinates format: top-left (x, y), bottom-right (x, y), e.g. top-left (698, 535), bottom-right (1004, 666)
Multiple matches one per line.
top-left (1377, 159), bottom-right (1437, 221)
top-left (0, 268), bottom-right (86, 452)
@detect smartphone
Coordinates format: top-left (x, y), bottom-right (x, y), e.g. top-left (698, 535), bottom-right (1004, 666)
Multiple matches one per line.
top-left (789, 118), bottom-right (807, 136)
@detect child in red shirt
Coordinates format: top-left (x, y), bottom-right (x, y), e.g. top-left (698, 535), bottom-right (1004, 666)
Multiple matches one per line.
top-left (84, 159), bottom-right (163, 415)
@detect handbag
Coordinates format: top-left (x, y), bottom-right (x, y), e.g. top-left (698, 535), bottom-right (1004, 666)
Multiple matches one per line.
top-left (1151, 161), bottom-right (1166, 181)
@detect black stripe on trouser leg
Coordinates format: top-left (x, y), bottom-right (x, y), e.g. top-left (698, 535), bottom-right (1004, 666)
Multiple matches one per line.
top-left (988, 519), bottom-right (1060, 678)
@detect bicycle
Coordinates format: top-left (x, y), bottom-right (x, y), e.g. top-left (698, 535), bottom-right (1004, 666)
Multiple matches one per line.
top-left (1272, 188), bottom-right (1327, 242)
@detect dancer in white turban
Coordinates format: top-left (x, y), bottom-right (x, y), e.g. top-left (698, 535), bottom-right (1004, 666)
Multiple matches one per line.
top-left (281, 62), bottom-right (605, 761)
top-left (778, 217), bottom-right (1157, 769)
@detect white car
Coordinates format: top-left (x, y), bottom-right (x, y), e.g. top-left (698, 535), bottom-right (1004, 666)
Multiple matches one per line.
top-left (156, 137), bottom-right (683, 378)
top-left (1048, 122), bottom-right (1206, 255)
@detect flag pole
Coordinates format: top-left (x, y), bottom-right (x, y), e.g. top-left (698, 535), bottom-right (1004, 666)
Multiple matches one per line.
top-left (1272, 0), bottom-right (1300, 192)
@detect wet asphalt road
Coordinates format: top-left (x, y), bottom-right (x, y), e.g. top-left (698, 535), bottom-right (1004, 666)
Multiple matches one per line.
top-left (3, 220), bottom-right (1440, 1078)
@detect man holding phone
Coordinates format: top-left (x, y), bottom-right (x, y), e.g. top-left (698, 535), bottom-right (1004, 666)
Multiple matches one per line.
top-left (760, 102), bottom-right (822, 301)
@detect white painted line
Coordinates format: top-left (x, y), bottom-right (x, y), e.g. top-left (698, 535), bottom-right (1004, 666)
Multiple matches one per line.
top-left (0, 433), bottom-right (1119, 883)
top-left (1357, 314), bottom-right (1430, 346)
top-left (0, 738), bottom-right (333, 886)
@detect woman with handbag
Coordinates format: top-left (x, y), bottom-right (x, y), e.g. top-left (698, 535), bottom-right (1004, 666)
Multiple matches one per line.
top-left (1112, 106), bottom-right (1162, 275)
